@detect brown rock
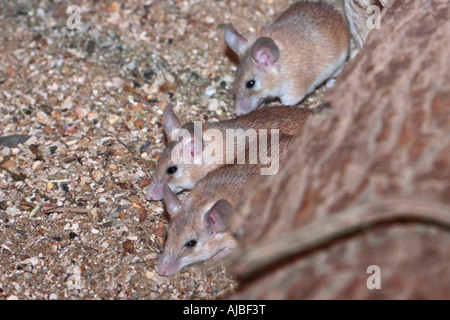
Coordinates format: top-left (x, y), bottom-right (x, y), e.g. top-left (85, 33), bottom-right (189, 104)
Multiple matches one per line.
top-left (139, 209), bottom-right (147, 223)
top-left (229, 0), bottom-right (450, 299)
top-left (122, 240), bottom-right (135, 254)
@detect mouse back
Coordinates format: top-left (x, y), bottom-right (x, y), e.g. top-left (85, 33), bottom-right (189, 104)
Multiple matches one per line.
top-left (147, 105), bottom-right (310, 200)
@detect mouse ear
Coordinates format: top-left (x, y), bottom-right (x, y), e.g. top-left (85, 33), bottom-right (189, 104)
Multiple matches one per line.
top-left (180, 122), bottom-right (204, 163)
top-left (203, 199), bottom-right (233, 234)
top-left (251, 37), bottom-right (280, 71)
top-left (163, 183), bottom-right (182, 217)
top-left (225, 23), bottom-right (248, 56)
top-left (163, 103), bottom-right (182, 137)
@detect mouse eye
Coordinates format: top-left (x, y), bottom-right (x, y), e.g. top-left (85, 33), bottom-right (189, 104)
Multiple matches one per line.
top-left (185, 240), bottom-right (197, 248)
top-left (166, 165), bottom-right (178, 175)
top-left (246, 79), bottom-right (255, 89)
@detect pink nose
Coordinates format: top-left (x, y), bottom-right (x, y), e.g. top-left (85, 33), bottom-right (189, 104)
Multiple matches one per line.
top-left (156, 256), bottom-right (180, 276)
top-left (156, 265), bottom-right (169, 276)
top-left (146, 183), bottom-right (163, 201)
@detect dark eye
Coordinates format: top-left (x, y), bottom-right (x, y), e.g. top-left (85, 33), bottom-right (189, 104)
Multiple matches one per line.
top-left (166, 166), bottom-right (177, 175)
top-left (185, 240), bottom-right (197, 248)
top-left (246, 79), bottom-right (255, 89)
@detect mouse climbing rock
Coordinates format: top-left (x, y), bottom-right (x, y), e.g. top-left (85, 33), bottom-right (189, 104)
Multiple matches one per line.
top-left (145, 104), bottom-right (310, 201)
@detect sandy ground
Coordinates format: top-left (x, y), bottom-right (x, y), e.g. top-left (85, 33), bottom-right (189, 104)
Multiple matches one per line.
top-left (0, 0), bottom-right (324, 300)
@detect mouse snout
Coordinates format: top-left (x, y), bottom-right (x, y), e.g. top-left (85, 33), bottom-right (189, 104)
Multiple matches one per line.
top-left (236, 98), bottom-right (257, 115)
top-left (145, 182), bottom-right (164, 201)
top-left (156, 255), bottom-right (180, 276)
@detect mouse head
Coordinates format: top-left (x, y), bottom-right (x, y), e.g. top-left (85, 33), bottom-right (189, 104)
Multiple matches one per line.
top-left (156, 184), bottom-right (236, 276)
top-left (225, 24), bottom-right (281, 115)
top-left (146, 104), bottom-right (205, 201)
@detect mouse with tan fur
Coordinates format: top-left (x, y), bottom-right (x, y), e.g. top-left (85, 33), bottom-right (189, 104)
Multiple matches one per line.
top-left (145, 104), bottom-right (310, 200)
top-left (225, 1), bottom-right (350, 115)
top-left (156, 134), bottom-right (294, 276)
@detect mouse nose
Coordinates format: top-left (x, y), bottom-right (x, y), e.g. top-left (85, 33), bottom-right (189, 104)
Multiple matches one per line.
top-left (156, 256), bottom-right (180, 276)
top-left (145, 183), bottom-right (164, 201)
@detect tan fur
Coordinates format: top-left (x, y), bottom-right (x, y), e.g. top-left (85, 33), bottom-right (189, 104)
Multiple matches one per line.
top-left (230, 1), bottom-right (350, 114)
top-left (157, 134), bottom-right (294, 275)
top-left (147, 106), bottom-right (310, 200)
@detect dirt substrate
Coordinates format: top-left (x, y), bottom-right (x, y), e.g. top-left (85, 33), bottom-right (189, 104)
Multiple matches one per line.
top-left (0, 0), bottom-right (324, 300)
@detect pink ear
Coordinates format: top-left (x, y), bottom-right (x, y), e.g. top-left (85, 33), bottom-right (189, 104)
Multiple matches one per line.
top-left (251, 37), bottom-right (280, 70)
top-left (163, 184), bottom-right (182, 217)
top-left (182, 135), bottom-right (195, 160)
top-left (204, 199), bottom-right (233, 234)
top-left (180, 122), bottom-right (203, 164)
top-left (163, 103), bottom-right (182, 137)
top-left (224, 23), bottom-right (248, 55)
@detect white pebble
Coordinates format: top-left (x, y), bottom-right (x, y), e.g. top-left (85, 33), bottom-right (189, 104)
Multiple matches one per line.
top-left (199, 95), bottom-right (209, 107)
top-left (164, 72), bottom-right (175, 84)
top-left (61, 97), bottom-right (74, 109)
top-left (207, 98), bottom-right (219, 111)
top-left (204, 86), bottom-right (216, 96)
top-left (205, 16), bottom-right (215, 24)
top-left (6, 207), bottom-right (20, 216)
top-left (29, 256), bottom-right (39, 266)
top-left (223, 74), bottom-right (234, 84)
top-left (1, 146), bottom-right (10, 156)
top-left (106, 114), bottom-right (120, 125)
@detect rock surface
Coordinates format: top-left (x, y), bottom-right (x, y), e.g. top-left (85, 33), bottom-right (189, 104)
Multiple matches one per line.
top-left (228, 0), bottom-right (450, 299)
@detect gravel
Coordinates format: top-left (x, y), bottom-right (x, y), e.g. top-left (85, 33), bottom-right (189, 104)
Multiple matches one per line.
top-left (0, 0), bottom-right (325, 300)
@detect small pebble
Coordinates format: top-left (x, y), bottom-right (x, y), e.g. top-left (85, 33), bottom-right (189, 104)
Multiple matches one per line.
top-left (6, 207), bottom-right (20, 216)
top-left (69, 232), bottom-right (77, 240)
top-left (123, 240), bottom-right (135, 254)
top-left (61, 97), bottom-right (73, 109)
top-left (207, 98), bottom-right (219, 111)
top-left (93, 170), bottom-right (104, 182)
top-left (204, 86), bottom-right (216, 96)
top-left (86, 40), bottom-right (96, 55)
top-left (199, 95), bottom-right (209, 107)
top-left (75, 106), bottom-right (88, 119)
top-left (106, 114), bottom-right (120, 125)
top-left (204, 16), bottom-right (215, 24)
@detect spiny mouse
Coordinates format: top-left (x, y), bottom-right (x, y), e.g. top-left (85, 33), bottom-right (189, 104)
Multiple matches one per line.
top-left (225, 1), bottom-right (350, 115)
top-left (145, 103), bottom-right (310, 200)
